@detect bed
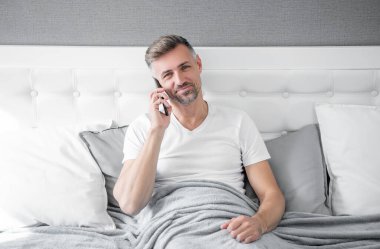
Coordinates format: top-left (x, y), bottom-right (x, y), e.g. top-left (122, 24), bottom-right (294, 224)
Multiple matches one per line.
top-left (0, 45), bottom-right (380, 248)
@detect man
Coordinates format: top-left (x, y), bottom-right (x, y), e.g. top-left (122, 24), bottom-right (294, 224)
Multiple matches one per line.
top-left (113, 35), bottom-right (285, 244)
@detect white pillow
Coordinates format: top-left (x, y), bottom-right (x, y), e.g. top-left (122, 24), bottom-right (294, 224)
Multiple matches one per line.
top-left (0, 126), bottom-right (115, 231)
top-left (315, 103), bottom-right (380, 215)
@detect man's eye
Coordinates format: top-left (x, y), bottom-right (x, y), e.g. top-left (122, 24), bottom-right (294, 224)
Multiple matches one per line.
top-left (163, 73), bottom-right (171, 79)
top-left (182, 65), bottom-right (190, 70)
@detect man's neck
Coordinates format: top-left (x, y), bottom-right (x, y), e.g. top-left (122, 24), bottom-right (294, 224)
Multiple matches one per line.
top-left (172, 97), bottom-right (208, 131)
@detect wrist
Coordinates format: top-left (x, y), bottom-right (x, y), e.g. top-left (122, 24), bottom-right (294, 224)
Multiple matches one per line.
top-left (253, 213), bottom-right (268, 234)
top-left (149, 127), bottom-right (166, 137)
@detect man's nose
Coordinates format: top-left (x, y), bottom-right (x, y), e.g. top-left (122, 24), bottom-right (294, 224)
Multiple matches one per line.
top-left (173, 71), bottom-right (185, 85)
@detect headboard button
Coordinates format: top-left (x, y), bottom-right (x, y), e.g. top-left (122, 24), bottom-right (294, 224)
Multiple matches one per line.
top-left (371, 90), bottom-right (378, 97)
top-left (30, 90), bottom-right (38, 97)
top-left (282, 92), bottom-right (289, 98)
top-left (114, 91), bottom-right (122, 98)
top-left (239, 90), bottom-right (247, 97)
top-left (73, 91), bottom-right (80, 98)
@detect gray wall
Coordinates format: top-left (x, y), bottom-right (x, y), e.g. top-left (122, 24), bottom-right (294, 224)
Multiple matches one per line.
top-left (1, 0), bottom-right (379, 46)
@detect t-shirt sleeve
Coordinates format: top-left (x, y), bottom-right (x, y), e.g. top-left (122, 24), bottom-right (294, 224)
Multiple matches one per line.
top-left (239, 112), bottom-right (271, 166)
top-left (122, 115), bottom-right (150, 163)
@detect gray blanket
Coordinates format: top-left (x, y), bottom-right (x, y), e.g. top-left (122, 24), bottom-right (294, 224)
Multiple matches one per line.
top-left (1, 180), bottom-right (380, 249)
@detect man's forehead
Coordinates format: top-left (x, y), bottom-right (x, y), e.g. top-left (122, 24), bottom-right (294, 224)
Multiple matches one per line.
top-left (151, 46), bottom-right (194, 75)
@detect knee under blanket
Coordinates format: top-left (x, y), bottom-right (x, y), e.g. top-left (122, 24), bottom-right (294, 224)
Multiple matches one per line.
top-left (133, 180), bottom-right (380, 249)
top-left (1, 180), bottom-right (379, 249)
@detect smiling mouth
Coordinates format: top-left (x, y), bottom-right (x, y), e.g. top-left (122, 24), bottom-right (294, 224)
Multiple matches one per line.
top-left (176, 85), bottom-right (193, 94)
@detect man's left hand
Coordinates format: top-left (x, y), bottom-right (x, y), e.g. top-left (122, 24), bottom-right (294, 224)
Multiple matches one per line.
top-left (220, 215), bottom-right (266, 244)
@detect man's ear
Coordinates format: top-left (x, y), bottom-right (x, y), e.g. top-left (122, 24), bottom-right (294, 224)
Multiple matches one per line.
top-left (196, 54), bottom-right (202, 73)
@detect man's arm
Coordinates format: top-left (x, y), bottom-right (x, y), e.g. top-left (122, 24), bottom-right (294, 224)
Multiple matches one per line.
top-left (113, 88), bottom-right (171, 216)
top-left (113, 127), bottom-right (165, 216)
top-left (246, 160), bottom-right (285, 232)
top-left (221, 160), bottom-right (285, 243)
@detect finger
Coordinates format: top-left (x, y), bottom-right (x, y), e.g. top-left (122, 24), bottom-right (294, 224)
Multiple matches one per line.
top-left (149, 88), bottom-right (166, 98)
top-left (151, 87), bottom-right (165, 94)
top-left (227, 219), bottom-right (242, 232)
top-left (240, 227), bottom-right (262, 243)
top-left (155, 87), bottom-right (165, 93)
top-left (154, 98), bottom-right (171, 111)
top-left (220, 222), bottom-right (229, 229)
top-left (235, 228), bottom-right (255, 243)
top-left (159, 92), bottom-right (169, 100)
top-left (165, 105), bottom-right (173, 116)
top-left (149, 93), bottom-right (157, 103)
top-left (153, 99), bottom-right (172, 117)
top-left (152, 98), bottom-right (165, 110)
top-left (230, 223), bottom-right (249, 239)
top-left (150, 93), bottom-right (161, 103)
top-left (151, 95), bottom-right (169, 106)
top-left (162, 99), bottom-right (171, 108)
top-left (236, 215), bottom-right (247, 221)
top-left (243, 235), bottom-right (256, 244)
top-left (221, 217), bottom-right (236, 229)
top-left (149, 90), bottom-right (158, 99)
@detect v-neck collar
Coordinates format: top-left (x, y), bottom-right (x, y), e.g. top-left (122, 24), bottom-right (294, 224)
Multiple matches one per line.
top-left (171, 103), bottom-right (212, 134)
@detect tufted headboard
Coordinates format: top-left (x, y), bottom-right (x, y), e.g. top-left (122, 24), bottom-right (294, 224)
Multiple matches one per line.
top-left (1, 46), bottom-right (380, 139)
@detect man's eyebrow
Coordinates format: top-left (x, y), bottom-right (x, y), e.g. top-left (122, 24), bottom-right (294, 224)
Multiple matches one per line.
top-left (161, 61), bottom-right (190, 78)
top-left (177, 61), bottom-right (190, 67)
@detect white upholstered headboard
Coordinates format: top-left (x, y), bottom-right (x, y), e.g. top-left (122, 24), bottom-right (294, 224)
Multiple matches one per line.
top-left (1, 46), bottom-right (380, 139)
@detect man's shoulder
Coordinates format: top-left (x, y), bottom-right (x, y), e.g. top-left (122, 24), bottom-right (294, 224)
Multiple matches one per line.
top-left (129, 113), bottom-right (151, 129)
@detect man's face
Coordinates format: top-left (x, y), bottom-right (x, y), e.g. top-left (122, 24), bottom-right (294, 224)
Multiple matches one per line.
top-left (151, 44), bottom-right (202, 105)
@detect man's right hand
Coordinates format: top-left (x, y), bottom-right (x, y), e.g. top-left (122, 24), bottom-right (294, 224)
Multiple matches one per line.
top-left (149, 88), bottom-right (172, 130)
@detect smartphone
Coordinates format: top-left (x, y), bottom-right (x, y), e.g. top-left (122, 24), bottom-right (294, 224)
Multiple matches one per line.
top-left (159, 99), bottom-right (169, 116)
top-left (154, 78), bottom-right (169, 116)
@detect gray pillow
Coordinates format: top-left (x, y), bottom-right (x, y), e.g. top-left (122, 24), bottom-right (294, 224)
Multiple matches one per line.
top-left (81, 123), bottom-right (330, 215)
top-left (80, 125), bottom-right (128, 208)
top-left (244, 124), bottom-right (330, 214)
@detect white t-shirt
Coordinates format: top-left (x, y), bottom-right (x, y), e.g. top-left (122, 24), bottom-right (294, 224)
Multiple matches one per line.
top-left (122, 103), bottom-right (270, 194)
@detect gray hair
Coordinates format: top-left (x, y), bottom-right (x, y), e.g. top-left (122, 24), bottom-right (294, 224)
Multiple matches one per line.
top-left (145, 35), bottom-right (196, 68)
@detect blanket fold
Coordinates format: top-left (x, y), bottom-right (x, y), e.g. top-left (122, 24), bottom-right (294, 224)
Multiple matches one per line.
top-left (133, 180), bottom-right (380, 249)
top-left (1, 179), bottom-right (380, 249)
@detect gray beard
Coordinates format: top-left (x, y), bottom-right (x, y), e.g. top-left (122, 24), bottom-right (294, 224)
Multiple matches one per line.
top-left (170, 84), bottom-right (199, 105)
